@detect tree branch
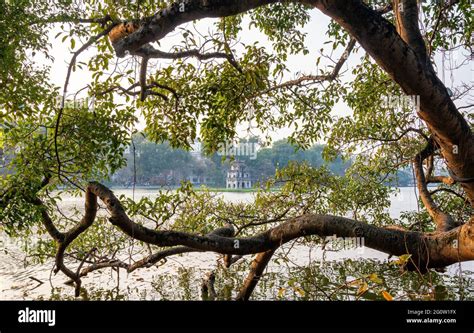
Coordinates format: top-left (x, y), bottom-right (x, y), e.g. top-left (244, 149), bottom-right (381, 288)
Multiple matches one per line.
top-left (427, 175), bottom-right (455, 186)
top-left (393, 0), bottom-right (430, 64)
top-left (66, 225), bottom-right (236, 284)
top-left (429, 187), bottom-right (468, 203)
top-left (139, 56), bottom-right (150, 101)
top-left (311, 0), bottom-right (474, 205)
top-left (413, 138), bottom-right (459, 232)
top-left (35, 181), bottom-right (474, 297)
top-left (135, 45), bottom-right (242, 73)
top-left (262, 38), bottom-right (356, 94)
top-left (86, 182), bottom-right (473, 269)
top-left (112, 0), bottom-right (280, 57)
top-left (236, 249), bottom-right (275, 301)
top-left (54, 23), bottom-right (118, 181)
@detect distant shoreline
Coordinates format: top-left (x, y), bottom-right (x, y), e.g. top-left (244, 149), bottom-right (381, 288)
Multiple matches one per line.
top-left (104, 185), bottom-right (266, 193)
top-left (102, 185), bottom-right (424, 193)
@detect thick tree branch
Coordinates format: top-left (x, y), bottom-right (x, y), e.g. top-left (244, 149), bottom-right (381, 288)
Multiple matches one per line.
top-left (139, 56), bottom-right (150, 101)
top-left (86, 182), bottom-right (473, 269)
top-left (393, 0), bottom-right (430, 64)
top-left (35, 181), bottom-right (474, 298)
top-left (413, 139), bottom-right (459, 232)
top-left (55, 188), bottom-right (98, 296)
top-left (112, 0), bottom-right (280, 57)
top-left (32, 198), bottom-right (65, 242)
top-left (427, 175), bottom-right (455, 186)
top-left (311, 0), bottom-right (474, 205)
top-left (67, 225), bottom-right (235, 284)
top-left (129, 225), bottom-right (234, 272)
top-left (34, 187), bottom-right (98, 296)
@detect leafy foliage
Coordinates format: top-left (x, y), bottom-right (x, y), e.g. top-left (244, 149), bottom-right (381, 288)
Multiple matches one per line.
top-left (0, 0), bottom-right (472, 300)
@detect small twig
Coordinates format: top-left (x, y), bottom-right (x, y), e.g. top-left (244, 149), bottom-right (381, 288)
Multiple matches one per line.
top-left (76, 248), bottom-right (97, 278)
top-left (29, 276), bottom-right (44, 285)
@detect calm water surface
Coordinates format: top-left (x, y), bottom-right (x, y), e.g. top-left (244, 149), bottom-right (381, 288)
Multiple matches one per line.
top-left (0, 187), bottom-right (471, 300)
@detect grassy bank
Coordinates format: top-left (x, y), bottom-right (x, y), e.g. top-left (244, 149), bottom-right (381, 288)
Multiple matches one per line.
top-left (193, 187), bottom-right (258, 193)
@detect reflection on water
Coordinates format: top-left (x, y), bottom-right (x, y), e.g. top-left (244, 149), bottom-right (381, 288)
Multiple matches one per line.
top-left (0, 188), bottom-right (472, 300)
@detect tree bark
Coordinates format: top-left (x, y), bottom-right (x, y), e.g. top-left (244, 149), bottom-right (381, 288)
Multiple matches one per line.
top-left (393, 0), bottom-right (430, 65)
top-left (83, 182), bottom-right (474, 269)
top-left (310, 0), bottom-right (474, 205)
top-left (236, 249), bottom-right (275, 301)
top-left (413, 139), bottom-right (459, 231)
top-left (112, 0), bottom-right (280, 57)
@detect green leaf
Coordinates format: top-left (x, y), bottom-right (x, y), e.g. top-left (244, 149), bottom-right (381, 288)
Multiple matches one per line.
top-left (368, 273), bottom-right (383, 284)
top-left (357, 282), bottom-right (369, 296)
top-left (393, 254), bottom-right (412, 266)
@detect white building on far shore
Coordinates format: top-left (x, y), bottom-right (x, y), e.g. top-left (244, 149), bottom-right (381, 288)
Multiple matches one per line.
top-left (226, 160), bottom-right (251, 189)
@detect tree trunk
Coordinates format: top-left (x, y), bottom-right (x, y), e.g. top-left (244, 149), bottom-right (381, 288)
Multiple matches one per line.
top-left (311, 0), bottom-right (474, 205)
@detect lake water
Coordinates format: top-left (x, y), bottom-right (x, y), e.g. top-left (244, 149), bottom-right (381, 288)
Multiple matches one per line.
top-left (0, 187), bottom-right (472, 300)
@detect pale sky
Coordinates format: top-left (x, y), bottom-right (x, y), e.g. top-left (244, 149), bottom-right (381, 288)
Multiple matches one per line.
top-left (43, 7), bottom-right (473, 144)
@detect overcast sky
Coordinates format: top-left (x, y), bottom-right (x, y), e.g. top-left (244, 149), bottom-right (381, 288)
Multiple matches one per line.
top-left (43, 7), bottom-right (473, 143)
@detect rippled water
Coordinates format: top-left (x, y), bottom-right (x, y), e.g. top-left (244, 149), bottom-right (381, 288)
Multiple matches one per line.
top-left (0, 188), bottom-right (472, 300)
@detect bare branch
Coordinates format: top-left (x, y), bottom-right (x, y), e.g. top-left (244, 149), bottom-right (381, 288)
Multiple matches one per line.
top-left (262, 38), bottom-right (356, 94)
top-left (86, 182), bottom-right (473, 269)
top-left (427, 175), bottom-right (455, 186)
top-left (457, 104), bottom-right (474, 111)
top-left (135, 45), bottom-right (242, 73)
top-left (36, 15), bottom-right (117, 26)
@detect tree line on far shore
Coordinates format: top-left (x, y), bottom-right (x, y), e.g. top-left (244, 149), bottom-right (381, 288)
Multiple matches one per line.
top-left (109, 135), bottom-right (413, 188)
